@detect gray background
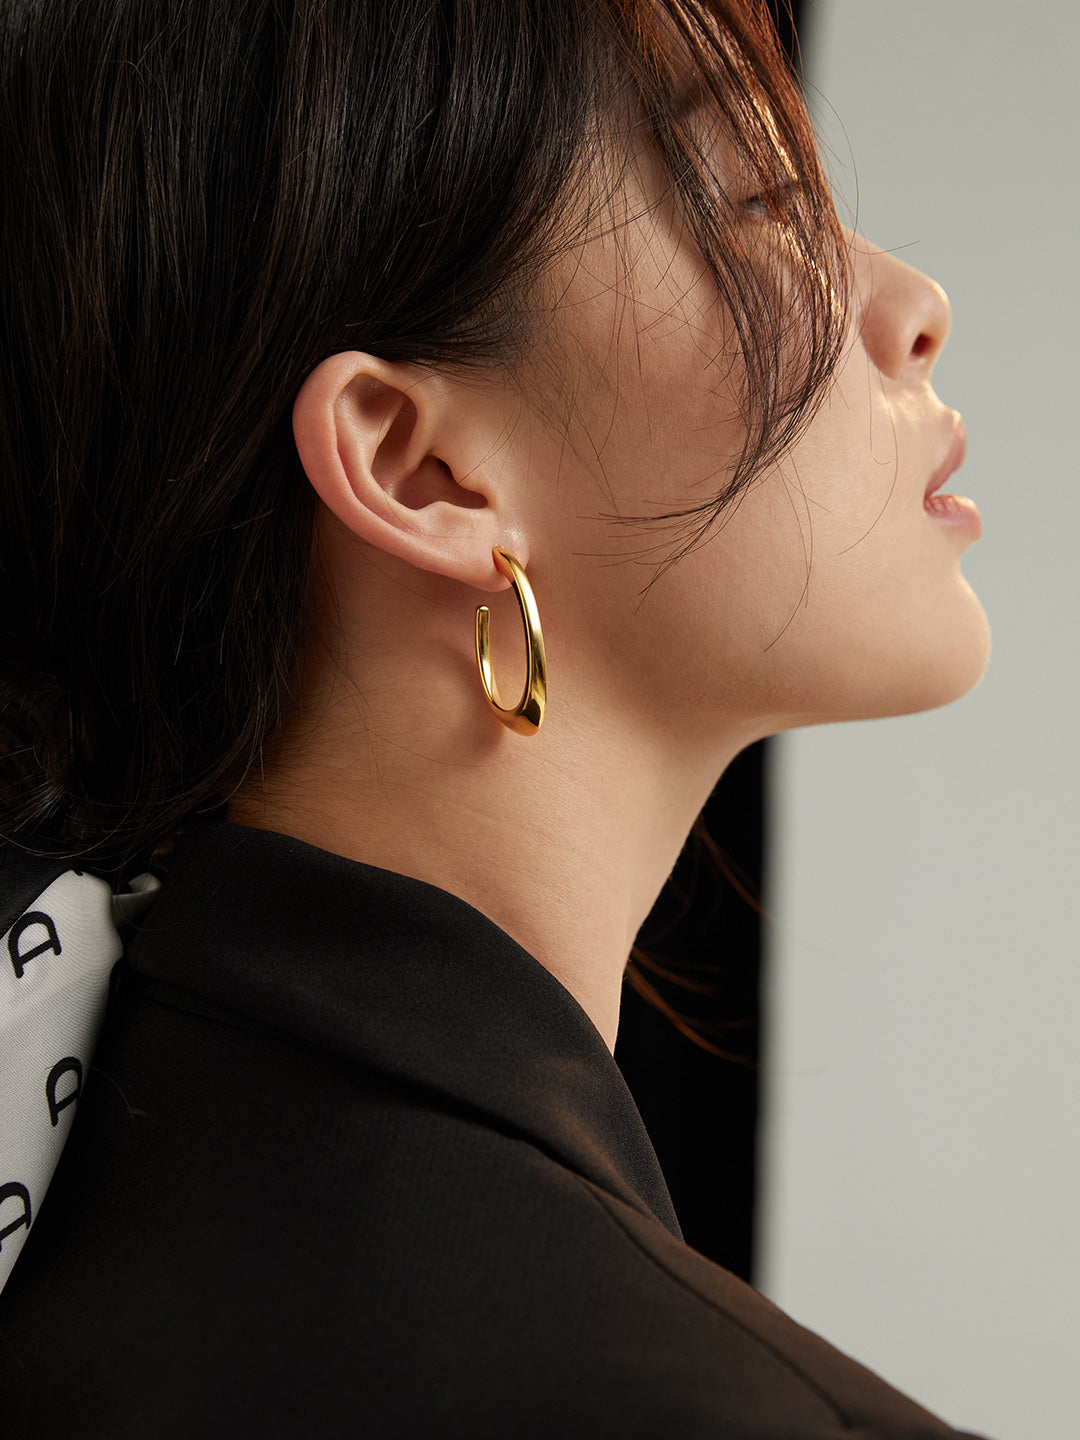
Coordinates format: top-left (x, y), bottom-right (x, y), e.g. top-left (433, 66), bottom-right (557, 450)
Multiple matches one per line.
top-left (760, 4), bottom-right (1080, 1439)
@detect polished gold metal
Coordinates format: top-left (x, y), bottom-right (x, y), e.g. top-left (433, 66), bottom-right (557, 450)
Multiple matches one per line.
top-left (475, 547), bottom-right (547, 735)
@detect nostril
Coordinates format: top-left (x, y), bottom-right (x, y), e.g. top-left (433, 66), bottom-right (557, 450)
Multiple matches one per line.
top-left (910, 332), bottom-right (935, 360)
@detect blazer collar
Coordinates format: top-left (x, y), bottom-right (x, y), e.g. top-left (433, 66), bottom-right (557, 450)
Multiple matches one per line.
top-left (126, 821), bottom-right (682, 1239)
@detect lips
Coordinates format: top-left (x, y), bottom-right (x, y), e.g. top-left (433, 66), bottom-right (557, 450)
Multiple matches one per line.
top-left (925, 417), bottom-right (967, 500)
top-left (923, 415), bottom-right (981, 537)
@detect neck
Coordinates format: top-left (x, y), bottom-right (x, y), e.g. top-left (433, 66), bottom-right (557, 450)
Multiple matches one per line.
top-left (230, 561), bottom-right (753, 1053)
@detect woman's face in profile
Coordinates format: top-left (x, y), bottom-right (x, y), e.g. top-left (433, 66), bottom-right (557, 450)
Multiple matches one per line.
top-left (505, 139), bottom-right (990, 751)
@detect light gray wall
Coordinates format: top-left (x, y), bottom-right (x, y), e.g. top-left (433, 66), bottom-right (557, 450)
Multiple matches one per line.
top-left (760, 5), bottom-right (1080, 1440)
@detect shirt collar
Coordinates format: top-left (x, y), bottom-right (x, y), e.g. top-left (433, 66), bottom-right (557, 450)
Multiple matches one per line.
top-left (127, 821), bottom-right (682, 1238)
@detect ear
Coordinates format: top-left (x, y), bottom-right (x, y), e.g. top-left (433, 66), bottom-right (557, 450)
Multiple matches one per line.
top-left (292, 351), bottom-right (526, 591)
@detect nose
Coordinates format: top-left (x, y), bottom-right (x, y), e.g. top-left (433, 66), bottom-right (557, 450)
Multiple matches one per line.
top-left (852, 234), bottom-right (952, 384)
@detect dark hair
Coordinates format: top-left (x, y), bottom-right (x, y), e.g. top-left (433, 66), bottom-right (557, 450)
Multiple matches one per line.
top-left (0, 0), bottom-right (848, 875)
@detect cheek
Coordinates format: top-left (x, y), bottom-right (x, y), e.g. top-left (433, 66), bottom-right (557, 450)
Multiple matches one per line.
top-left (528, 225), bottom-right (989, 737)
top-left (671, 435), bottom-right (992, 726)
top-left (539, 204), bottom-right (748, 506)
top-left (579, 392), bottom-right (992, 737)
top-left (767, 375), bottom-right (991, 718)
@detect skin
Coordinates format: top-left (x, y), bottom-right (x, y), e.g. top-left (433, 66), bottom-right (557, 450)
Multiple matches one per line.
top-left (230, 145), bottom-right (989, 1053)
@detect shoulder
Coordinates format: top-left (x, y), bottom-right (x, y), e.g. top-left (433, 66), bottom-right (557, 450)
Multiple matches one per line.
top-left (2, 1064), bottom-right (975, 1439)
top-left (0, 948), bottom-right (985, 1440)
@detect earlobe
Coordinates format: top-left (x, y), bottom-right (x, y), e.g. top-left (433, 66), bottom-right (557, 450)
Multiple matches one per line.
top-left (292, 351), bottom-right (522, 590)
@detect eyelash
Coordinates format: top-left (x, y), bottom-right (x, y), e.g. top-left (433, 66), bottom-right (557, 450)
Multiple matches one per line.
top-left (736, 181), bottom-right (801, 220)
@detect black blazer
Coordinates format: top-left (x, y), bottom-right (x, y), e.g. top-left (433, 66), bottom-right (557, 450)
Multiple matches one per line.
top-left (0, 823), bottom-right (991, 1438)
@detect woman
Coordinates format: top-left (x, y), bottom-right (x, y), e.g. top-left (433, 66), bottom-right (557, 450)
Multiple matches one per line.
top-left (0, 0), bottom-right (991, 1435)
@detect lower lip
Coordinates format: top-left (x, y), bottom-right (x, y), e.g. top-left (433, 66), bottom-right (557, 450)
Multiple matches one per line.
top-left (925, 492), bottom-right (982, 538)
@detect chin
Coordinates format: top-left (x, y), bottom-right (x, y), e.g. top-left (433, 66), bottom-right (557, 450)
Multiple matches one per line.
top-left (854, 585), bottom-right (992, 721)
top-left (778, 583), bottom-right (992, 730)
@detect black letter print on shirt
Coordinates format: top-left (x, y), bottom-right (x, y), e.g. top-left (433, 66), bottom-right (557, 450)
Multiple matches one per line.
top-left (0, 1183), bottom-right (32, 1251)
top-left (8, 911), bottom-right (62, 980)
top-left (46, 1057), bottom-right (84, 1127)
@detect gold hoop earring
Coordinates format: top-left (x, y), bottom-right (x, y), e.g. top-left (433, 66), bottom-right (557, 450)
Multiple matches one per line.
top-left (475, 547), bottom-right (547, 735)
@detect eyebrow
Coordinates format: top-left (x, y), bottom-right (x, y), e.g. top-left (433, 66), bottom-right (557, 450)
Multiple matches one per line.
top-left (668, 73), bottom-right (711, 121)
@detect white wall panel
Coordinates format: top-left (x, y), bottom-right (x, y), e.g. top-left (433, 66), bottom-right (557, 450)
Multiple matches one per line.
top-left (761, 5), bottom-right (1080, 1439)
